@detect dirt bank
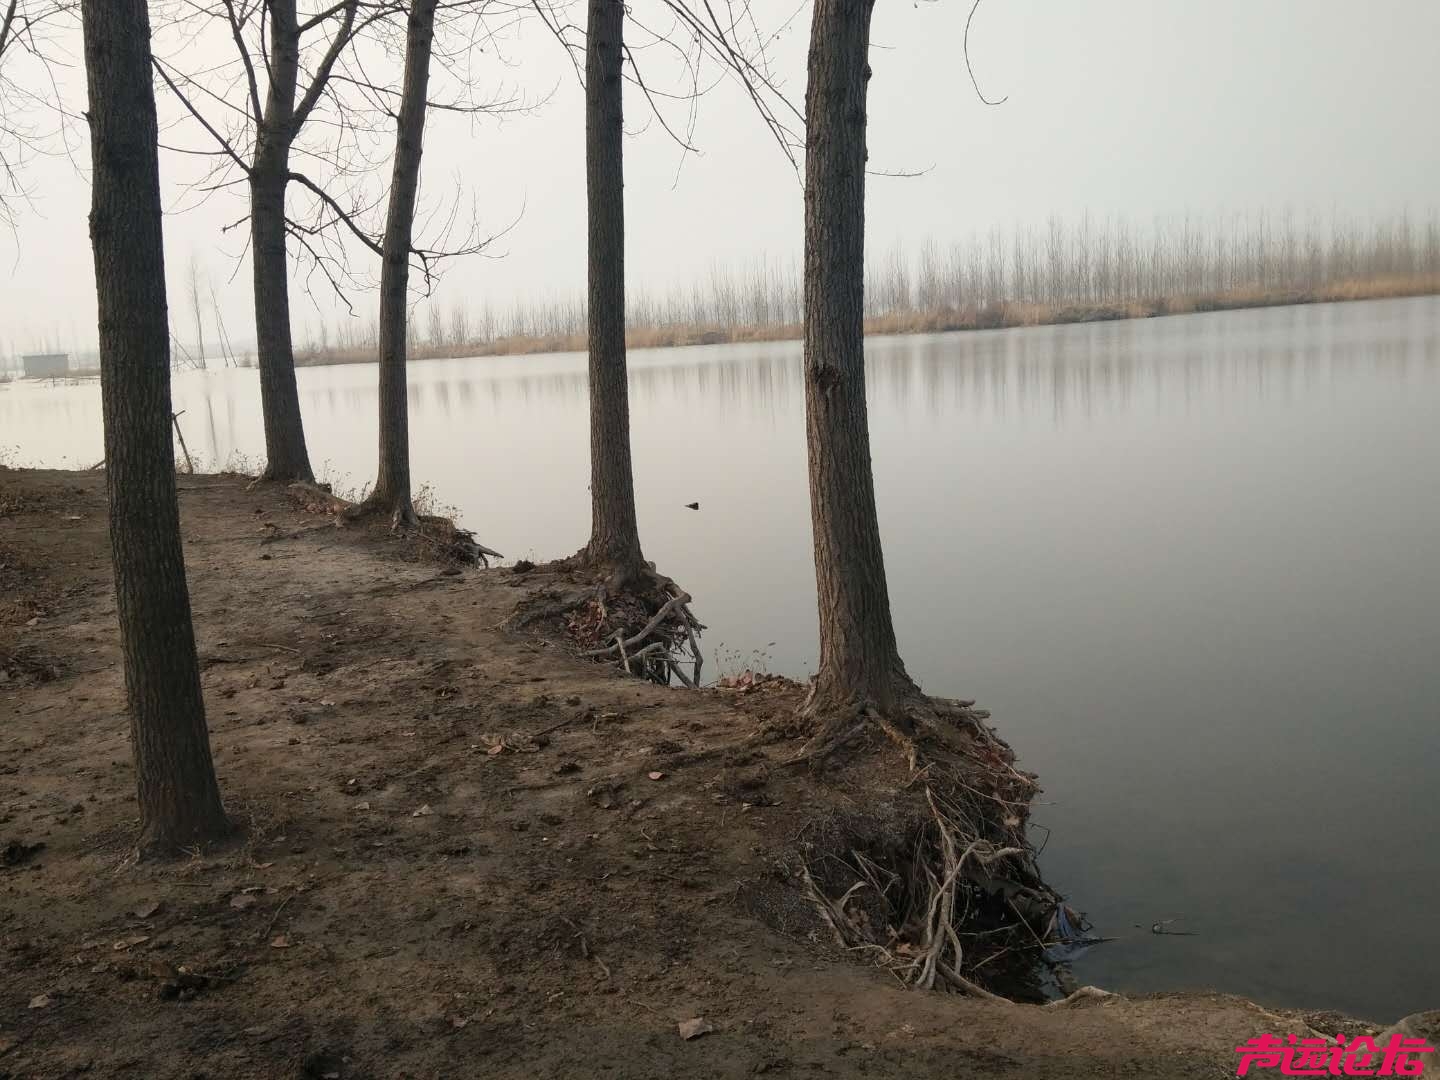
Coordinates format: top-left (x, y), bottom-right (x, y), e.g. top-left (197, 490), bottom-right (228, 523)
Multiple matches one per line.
top-left (0, 468), bottom-right (1405, 1078)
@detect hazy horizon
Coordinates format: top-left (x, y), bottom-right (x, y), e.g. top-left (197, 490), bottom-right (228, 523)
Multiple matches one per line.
top-left (3, 0), bottom-right (1439, 356)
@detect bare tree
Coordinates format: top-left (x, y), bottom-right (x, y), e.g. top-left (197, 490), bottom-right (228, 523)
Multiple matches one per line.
top-left (799, 0), bottom-right (919, 725)
top-left (159, 0), bottom-right (529, 489)
top-left (80, 0), bottom-right (230, 853)
top-left (155, 0), bottom-right (402, 482)
top-left (795, 0), bottom-right (1001, 754)
top-left (577, 0), bottom-right (646, 582)
top-left (345, 0), bottom-right (437, 526)
top-left (545, 0), bottom-right (799, 585)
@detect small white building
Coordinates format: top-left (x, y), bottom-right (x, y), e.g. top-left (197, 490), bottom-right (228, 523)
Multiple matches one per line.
top-left (22, 353), bottom-right (69, 379)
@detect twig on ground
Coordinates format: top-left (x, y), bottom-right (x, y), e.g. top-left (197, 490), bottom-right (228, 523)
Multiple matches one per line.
top-left (262, 896), bottom-right (292, 941)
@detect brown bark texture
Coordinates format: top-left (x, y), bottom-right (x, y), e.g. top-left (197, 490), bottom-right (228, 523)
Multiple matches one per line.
top-left (81, 0), bottom-right (230, 852)
top-left (361, 0), bottom-right (438, 522)
top-left (801, 0), bottom-right (917, 715)
top-left (582, 0), bottom-right (645, 580)
top-left (248, 0), bottom-right (323, 483)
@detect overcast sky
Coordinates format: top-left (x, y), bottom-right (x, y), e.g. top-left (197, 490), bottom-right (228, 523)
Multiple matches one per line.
top-left (2, 0), bottom-right (1438, 354)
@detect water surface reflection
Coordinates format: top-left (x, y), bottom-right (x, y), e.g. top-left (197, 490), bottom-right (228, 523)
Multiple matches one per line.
top-left (4, 296), bottom-right (1438, 1020)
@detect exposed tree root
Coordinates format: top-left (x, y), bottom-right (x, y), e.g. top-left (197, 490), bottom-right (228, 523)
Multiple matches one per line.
top-left (509, 561), bottom-right (705, 686)
top-left (786, 689), bottom-right (999, 774)
top-left (132, 816), bottom-right (238, 863)
top-left (339, 492), bottom-right (422, 532)
top-left (790, 686), bottom-right (1089, 1003)
top-left (255, 462), bottom-right (315, 487)
top-left (580, 591), bottom-right (691, 658)
top-left (277, 483), bottom-right (502, 567)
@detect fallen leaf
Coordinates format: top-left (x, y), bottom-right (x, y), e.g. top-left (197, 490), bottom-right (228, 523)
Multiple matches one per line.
top-left (28, 993), bottom-right (54, 1010)
top-left (486, 744), bottom-right (505, 757)
top-left (132, 900), bottom-right (163, 919)
top-left (413, 804), bottom-right (433, 817)
top-left (354, 801), bottom-right (371, 811)
top-left (648, 771), bottom-right (666, 782)
top-left (269, 935), bottom-right (293, 949)
top-left (230, 894), bottom-right (258, 911)
top-left (112, 935), bottom-right (149, 951)
top-left (678, 1017), bottom-right (713, 1041)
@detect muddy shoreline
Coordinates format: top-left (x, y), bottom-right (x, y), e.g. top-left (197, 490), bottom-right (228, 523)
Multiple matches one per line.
top-left (1, 467), bottom-right (1427, 1078)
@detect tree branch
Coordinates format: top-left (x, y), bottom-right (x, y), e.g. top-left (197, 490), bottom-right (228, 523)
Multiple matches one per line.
top-left (220, 0), bottom-right (264, 123)
top-left (297, 0), bottom-right (353, 34)
top-left (0, 0), bottom-right (20, 63)
top-left (291, 0), bottom-right (358, 131)
top-left (963, 0), bottom-right (1008, 107)
top-left (153, 57), bottom-right (253, 175)
top-left (287, 167), bottom-right (381, 256)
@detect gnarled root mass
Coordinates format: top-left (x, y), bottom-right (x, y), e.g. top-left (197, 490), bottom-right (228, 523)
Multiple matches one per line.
top-left (510, 560), bottom-right (705, 687)
top-left (788, 691), bottom-right (1092, 1003)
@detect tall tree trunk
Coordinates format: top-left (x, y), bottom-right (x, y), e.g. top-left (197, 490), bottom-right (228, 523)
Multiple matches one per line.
top-left (801, 0), bottom-right (917, 717)
top-left (250, 162), bottom-right (313, 483)
top-left (80, 0), bottom-right (231, 854)
top-left (582, 0), bottom-right (645, 582)
top-left (356, 0), bottom-right (437, 525)
top-left (249, 0), bottom-right (313, 484)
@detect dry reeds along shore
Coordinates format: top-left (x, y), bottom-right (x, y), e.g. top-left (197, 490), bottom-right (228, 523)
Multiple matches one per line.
top-left (285, 209), bottom-right (1436, 365)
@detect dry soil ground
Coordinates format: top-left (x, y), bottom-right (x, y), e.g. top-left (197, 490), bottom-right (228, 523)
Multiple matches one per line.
top-left (0, 468), bottom-right (1408, 1078)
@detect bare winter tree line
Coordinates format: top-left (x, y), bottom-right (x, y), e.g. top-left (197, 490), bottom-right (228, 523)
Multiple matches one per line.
top-left (10, 208), bottom-right (1437, 374)
top-left (286, 209), bottom-right (1440, 366)
top-left (9, 0), bottom-right (824, 857)
top-left (8, 0), bottom-right (1418, 1004)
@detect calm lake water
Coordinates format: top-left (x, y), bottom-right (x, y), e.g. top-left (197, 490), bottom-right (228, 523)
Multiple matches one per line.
top-left (4, 296), bottom-right (1438, 1021)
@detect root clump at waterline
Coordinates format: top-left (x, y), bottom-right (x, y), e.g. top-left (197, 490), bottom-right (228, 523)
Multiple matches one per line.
top-left (508, 557), bottom-right (705, 687)
top-left (736, 679), bottom-right (1093, 1003)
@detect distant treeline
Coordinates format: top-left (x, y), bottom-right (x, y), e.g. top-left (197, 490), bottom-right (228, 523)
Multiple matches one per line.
top-left (10, 211), bottom-right (1434, 377)
top-left (292, 211), bottom-right (1440, 367)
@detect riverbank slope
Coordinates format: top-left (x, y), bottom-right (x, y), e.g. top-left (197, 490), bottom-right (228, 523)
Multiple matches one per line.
top-left (0, 468), bottom-right (1424, 1078)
